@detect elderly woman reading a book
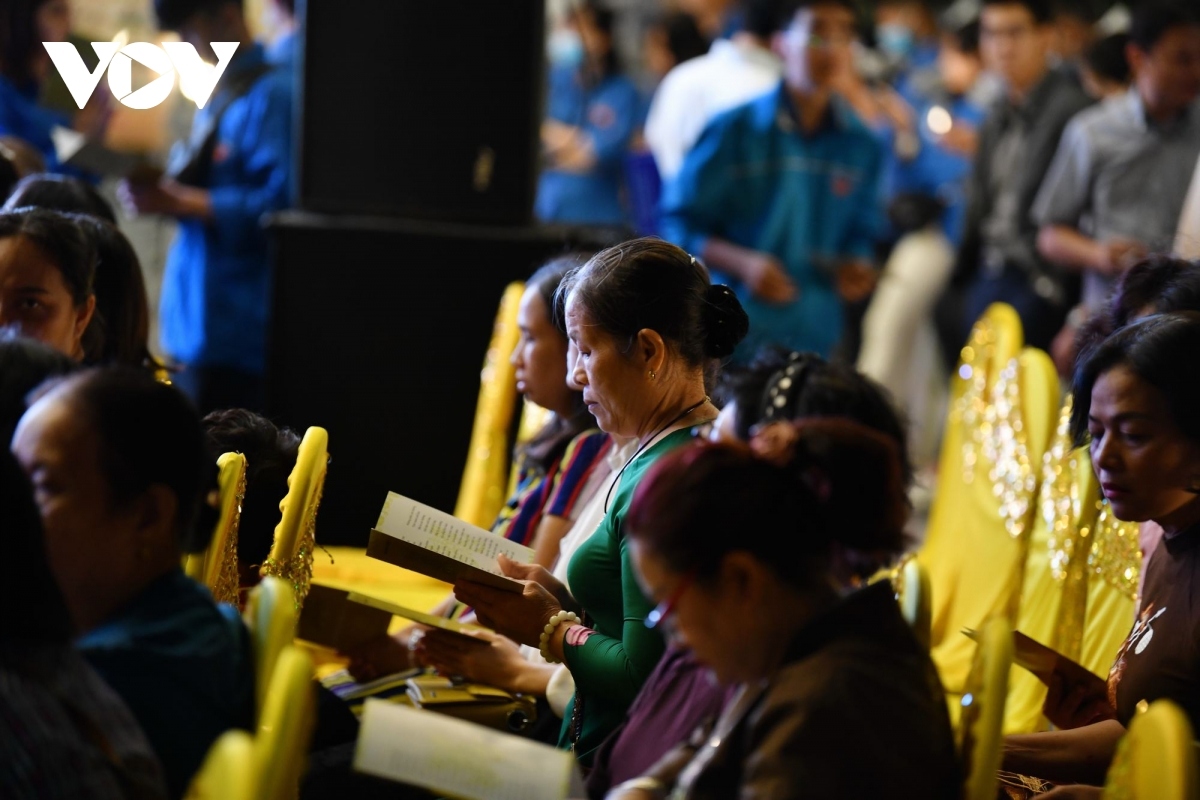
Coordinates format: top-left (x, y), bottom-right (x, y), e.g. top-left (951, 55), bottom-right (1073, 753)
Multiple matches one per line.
top-left (1002, 313), bottom-right (1200, 798)
top-left (451, 238), bottom-right (749, 762)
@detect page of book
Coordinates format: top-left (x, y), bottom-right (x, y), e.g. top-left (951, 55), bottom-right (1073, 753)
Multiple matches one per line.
top-left (347, 591), bottom-right (490, 644)
top-left (354, 699), bottom-right (581, 800)
top-left (375, 491), bottom-right (534, 573)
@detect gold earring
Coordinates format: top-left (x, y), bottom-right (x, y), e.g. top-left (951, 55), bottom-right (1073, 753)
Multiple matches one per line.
top-left (648, 370), bottom-right (656, 380)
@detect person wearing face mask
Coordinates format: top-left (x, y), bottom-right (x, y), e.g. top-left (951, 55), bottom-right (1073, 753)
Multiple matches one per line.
top-left (874, 0), bottom-right (942, 96)
top-left (662, 0), bottom-right (883, 362)
top-left (537, 0), bottom-right (641, 226)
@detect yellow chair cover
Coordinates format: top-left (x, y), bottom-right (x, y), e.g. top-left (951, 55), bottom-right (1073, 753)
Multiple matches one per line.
top-left (184, 452), bottom-right (247, 606)
top-left (1104, 699), bottom-right (1199, 800)
top-left (242, 576), bottom-right (297, 724)
top-left (921, 304), bottom-right (1023, 663)
top-left (891, 555), bottom-right (932, 650)
top-left (455, 282), bottom-right (525, 529)
top-left (960, 616), bottom-right (1014, 800)
top-left (926, 342), bottom-right (1059, 707)
top-left (1079, 501), bottom-right (1141, 678)
top-left (256, 645), bottom-right (316, 800)
top-left (184, 729), bottom-right (255, 800)
top-left (262, 426), bottom-right (328, 610)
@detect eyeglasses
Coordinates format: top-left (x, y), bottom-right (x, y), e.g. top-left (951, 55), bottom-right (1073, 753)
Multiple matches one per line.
top-left (644, 570), bottom-right (697, 632)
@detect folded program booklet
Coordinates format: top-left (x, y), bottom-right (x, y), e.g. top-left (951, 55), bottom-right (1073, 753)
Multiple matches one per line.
top-left (346, 592), bottom-right (490, 645)
top-left (963, 628), bottom-right (1108, 697)
top-left (366, 492), bottom-right (534, 593)
top-left (354, 699), bottom-right (583, 800)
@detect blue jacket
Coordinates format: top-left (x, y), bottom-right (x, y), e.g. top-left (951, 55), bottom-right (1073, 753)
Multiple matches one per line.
top-left (78, 570), bottom-right (254, 799)
top-left (661, 82), bottom-right (883, 359)
top-left (0, 75), bottom-right (72, 171)
top-left (159, 42), bottom-right (292, 374)
top-left (535, 65), bottom-right (639, 225)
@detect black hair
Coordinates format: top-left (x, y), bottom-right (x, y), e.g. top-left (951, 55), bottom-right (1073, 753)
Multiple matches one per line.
top-left (69, 216), bottom-right (154, 368)
top-left (742, 0), bottom-right (783, 39)
top-left (776, 0), bottom-right (861, 31)
top-left (155, 0), bottom-right (243, 30)
top-left (1130, 2), bottom-right (1199, 54)
top-left (652, 11), bottom-right (711, 64)
top-left (0, 207), bottom-right (96, 307)
top-left (558, 237), bottom-right (749, 367)
top-left (951, 20), bottom-right (982, 54)
top-left (575, 0), bottom-right (620, 79)
top-left (202, 408), bottom-right (299, 573)
top-left (715, 346), bottom-right (913, 484)
top-left (981, 0), bottom-right (1053, 25)
top-left (1076, 256), bottom-right (1200, 355)
top-left (628, 419), bottom-right (908, 587)
top-left (3, 174), bottom-right (118, 223)
top-left (0, 332), bottom-right (76, 444)
top-left (1070, 312), bottom-right (1200, 448)
top-left (516, 255), bottom-right (596, 473)
top-left (42, 368), bottom-right (219, 554)
top-left (0, 449), bottom-right (74, 643)
top-left (1049, 0), bottom-right (1096, 23)
top-left (1084, 32), bottom-right (1130, 84)
top-left (0, 0), bottom-right (52, 87)
top-left (0, 146), bottom-right (18, 202)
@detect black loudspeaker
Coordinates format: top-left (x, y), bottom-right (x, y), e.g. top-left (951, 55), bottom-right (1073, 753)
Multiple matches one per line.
top-left (296, 0), bottom-right (545, 224)
top-left (265, 213), bottom-right (627, 545)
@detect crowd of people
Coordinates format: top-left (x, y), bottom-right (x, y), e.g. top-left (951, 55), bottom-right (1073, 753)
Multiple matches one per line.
top-left (2, 0), bottom-right (1200, 798)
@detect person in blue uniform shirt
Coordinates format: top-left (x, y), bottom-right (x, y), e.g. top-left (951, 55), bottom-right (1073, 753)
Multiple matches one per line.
top-left (120, 0), bottom-right (292, 414)
top-left (536, 0), bottom-right (640, 226)
top-left (0, 0), bottom-right (109, 173)
top-left (661, 0), bottom-right (883, 361)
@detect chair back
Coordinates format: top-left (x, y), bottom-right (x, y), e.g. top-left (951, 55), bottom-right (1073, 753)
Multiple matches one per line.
top-left (895, 556), bottom-right (932, 650)
top-left (184, 730), bottom-right (256, 800)
top-left (242, 576), bottom-right (297, 724)
top-left (256, 645), bottom-right (316, 800)
top-left (262, 426), bottom-right (328, 610)
top-left (184, 452), bottom-right (247, 606)
top-left (455, 282), bottom-right (524, 529)
top-left (960, 617), bottom-right (1013, 800)
top-left (1104, 699), bottom-right (1199, 800)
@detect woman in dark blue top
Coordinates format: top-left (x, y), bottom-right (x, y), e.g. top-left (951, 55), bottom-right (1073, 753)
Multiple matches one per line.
top-left (12, 367), bottom-right (254, 799)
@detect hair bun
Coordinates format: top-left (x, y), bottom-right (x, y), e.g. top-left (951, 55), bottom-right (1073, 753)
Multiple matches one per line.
top-left (702, 284), bottom-right (749, 359)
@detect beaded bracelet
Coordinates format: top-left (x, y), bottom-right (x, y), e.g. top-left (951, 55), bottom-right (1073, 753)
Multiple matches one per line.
top-left (539, 610), bottom-right (580, 664)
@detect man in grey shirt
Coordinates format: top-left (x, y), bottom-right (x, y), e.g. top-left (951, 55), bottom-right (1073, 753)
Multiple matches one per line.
top-left (1034, 4), bottom-right (1200, 318)
top-left (945, 0), bottom-right (1092, 353)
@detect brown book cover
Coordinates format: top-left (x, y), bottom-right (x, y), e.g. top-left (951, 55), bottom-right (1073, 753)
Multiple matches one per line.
top-left (297, 583), bottom-right (391, 650)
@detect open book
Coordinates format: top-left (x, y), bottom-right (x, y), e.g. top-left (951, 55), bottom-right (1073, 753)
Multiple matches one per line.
top-left (354, 699), bottom-right (583, 800)
top-left (964, 628), bottom-right (1108, 698)
top-left (367, 492), bottom-right (534, 593)
top-left (50, 126), bottom-right (161, 181)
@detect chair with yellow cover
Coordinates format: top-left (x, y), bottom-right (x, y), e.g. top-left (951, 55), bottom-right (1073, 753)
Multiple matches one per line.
top-left (185, 647), bottom-right (316, 800)
top-left (255, 645), bottom-right (316, 800)
top-left (184, 452), bottom-right (247, 606)
top-left (1103, 699), bottom-right (1199, 800)
top-left (923, 339), bottom-right (1060, 712)
top-left (261, 426), bottom-right (328, 611)
top-left (960, 617), bottom-right (1014, 800)
top-left (455, 282), bottom-right (525, 529)
top-left (185, 730), bottom-right (256, 800)
top-left (242, 576), bottom-right (297, 724)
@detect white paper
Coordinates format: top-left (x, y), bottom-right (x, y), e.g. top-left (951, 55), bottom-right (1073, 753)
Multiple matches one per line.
top-left (375, 491), bottom-right (533, 574)
top-left (353, 699), bottom-right (579, 800)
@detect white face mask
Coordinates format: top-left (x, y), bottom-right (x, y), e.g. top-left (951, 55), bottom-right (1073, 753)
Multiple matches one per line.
top-left (548, 29), bottom-right (585, 69)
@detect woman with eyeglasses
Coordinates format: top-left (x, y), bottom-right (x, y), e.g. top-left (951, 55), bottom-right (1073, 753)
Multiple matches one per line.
top-left (605, 419), bottom-right (959, 800)
top-left (451, 238), bottom-right (748, 762)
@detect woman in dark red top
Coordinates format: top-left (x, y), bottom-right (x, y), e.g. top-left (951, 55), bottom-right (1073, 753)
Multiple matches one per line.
top-left (1004, 312), bottom-right (1200, 795)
